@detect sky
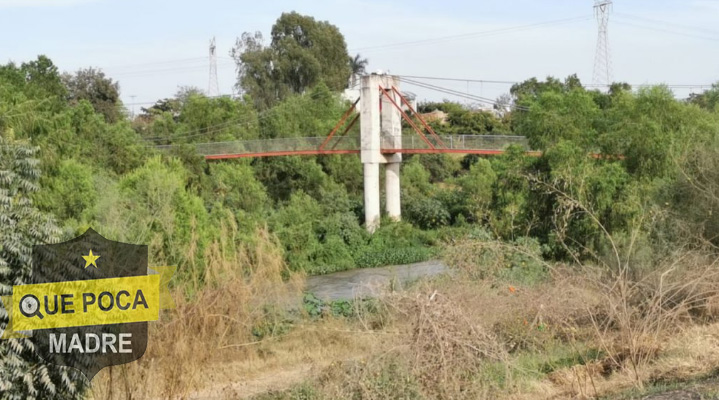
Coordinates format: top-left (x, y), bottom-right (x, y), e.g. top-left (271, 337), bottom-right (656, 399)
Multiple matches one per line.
top-left (1, 0), bottom-right (718, 111)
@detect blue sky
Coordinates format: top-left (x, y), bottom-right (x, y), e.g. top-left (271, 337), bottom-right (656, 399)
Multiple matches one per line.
top-left (1, 0), bottom-right (717, 109)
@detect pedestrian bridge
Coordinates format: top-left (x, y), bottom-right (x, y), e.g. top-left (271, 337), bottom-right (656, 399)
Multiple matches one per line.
top-left (156, 134), bottom-right (532, 160)
top-left (157, 74), bottom-right (537, 232)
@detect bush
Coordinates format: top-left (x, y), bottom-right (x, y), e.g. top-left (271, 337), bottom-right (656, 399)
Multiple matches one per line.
top-left (354, 246), bottom-right (433, 269)
top-left (444, 230), bottom-right (549, 285)
top-left (404, 196), bottom-right (450, 230)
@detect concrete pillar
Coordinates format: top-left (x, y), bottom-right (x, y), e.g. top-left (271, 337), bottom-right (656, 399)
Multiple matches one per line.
top-left (380, 76), bottom-right (402, 221)
top-left (360, 75), bottom-right (382, 232)
top-left (385, 162), bottom-right (401, 220)
top-left (363, 163), bottom-right (380, 232)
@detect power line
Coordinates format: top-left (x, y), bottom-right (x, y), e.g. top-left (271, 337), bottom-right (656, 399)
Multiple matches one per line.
top-left (107, 61), bottom-right (234, 78)
top-left (100, 57), bottom-right (208, 72)
top-left (141, 115), bottom-right (252, 142)
top-left (614, 12), bottom-right (719, 37)
top-left (396, 75), bottom-right (517, 85)
top-left (400, 77), bottom-right (530, 111)
top-left (351, 15), bottom-right (592, 52)
top-left (613, 19), bottom-right (719, 42)
top-left (396, 74), bottom-right (714, 90)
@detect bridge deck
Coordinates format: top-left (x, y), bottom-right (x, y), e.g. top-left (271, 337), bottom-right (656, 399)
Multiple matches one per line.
top-left (155, 135), bottom-right (532, 159)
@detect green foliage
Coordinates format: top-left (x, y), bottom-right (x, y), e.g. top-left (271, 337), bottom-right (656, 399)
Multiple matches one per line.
top-left (688, 82), bottom-right (719, 111)
top-left (62, 67), bottom-right (121, 123)
top-left (12, 41), bottom-right (719, 400)
top-left (0, 136), bottom-right (88, 398)
top-left (404, 196), bottom-right (450, 230)
top-left (205, 161), bottom-right (270, 223)
top-left (176, 93), bottom-right (259, 143)
top-left (416, 100), bottom-right (510, 134)
top-left (400, 158), bottom-right (433, 197)
top-left (456, 158), bottom-right (497, 223)
top-left (34, 158), bottom-right (97, 223)
top-left (302, 293), bottom-right (382, 319)
top-left (600, 86), bottom-right (712, 179)
top-left (353, 221), bottom-right (436, 268)
top-left (445, 228), bottom-right (548, 285)
top-left (513, 84), bottom-right (600, 150)
top-left (270, 192), bottom-right (359, 274)
top-left (232, 12), bottom-right (351, 109)
top-left (413, 153), bottom-right (461, 182)
top-left (354, 246), bottom-right (433, 269)
top-left (258, 83), bottom-right (347, 139)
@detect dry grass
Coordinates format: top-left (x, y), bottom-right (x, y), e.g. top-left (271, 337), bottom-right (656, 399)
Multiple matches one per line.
top-left (273, 246), bottom-right (719, 400)
top-left (88, 227), bottom-right (305, 399)
top-left (87, 227), bottom-right (719, 399)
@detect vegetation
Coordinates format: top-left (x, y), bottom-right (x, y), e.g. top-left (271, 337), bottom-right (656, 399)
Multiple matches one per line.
top-left (1, 9), bottom-right (719, 399)
top-left (231, 12), bottom-right (352, 110)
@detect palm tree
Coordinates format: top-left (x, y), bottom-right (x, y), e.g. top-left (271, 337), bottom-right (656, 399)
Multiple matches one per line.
top-left (348, 54), bottom-right (368, 88)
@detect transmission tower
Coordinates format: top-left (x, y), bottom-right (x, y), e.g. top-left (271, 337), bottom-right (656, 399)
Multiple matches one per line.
top-left (208, 37), bottom-right (220, 97)
top-left (592, 0), bottom-right (613, 87)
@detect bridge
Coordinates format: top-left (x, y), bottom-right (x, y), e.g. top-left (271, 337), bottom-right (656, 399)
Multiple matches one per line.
top-left (159, 74), bottom-right (533, 232)
top-left (158, 134), bottom-right (531, 159)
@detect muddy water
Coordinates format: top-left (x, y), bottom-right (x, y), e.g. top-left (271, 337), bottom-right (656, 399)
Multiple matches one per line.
top-left (304, 260), bottom-right (448, 301)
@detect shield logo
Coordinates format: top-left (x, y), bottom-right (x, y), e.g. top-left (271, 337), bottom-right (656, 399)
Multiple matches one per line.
top-left (28, 228), bottom-right (150, 381)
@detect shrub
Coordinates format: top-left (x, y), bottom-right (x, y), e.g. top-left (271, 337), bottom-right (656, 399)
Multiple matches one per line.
top-left (404, 196), bottom-right (450, 230)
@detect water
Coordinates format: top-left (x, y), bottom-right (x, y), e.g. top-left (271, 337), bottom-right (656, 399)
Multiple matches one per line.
top-left (304, 260), bottom-right (448, 301)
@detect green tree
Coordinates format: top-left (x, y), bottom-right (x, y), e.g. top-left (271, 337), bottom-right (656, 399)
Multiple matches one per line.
top-left (348, 53), bottom-right (368, 88)
top-left (62, 67), bottom-right (121, 123)
top-left (512, 78), bottom-right (600, 150)
top-left (20, 55), bottom-right (68, 106)
top-left (232, 12), bottom-right (351, 109)
top-left (688, 82), bottom-right (719, 111)
top-left (176, 93), bottom-right (259, 143)
top-left (349, 54), bottom-right (368, 76)
top-left (457, 158), bottom-right (497, 222)
top-left (34, 159), bottom-right (97, 224)
top-left (258, 83), bottom-right (345, 139)
top-left (0, 135), bottom-right (88, 398)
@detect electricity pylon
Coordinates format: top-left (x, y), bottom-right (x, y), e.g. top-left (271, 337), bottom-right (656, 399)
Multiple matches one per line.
top-left (592, 0), bottom-right (613, 87)
top-left (208, 37), bottom-right (220, 97)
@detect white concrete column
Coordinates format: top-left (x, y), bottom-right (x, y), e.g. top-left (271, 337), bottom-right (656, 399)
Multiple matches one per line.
top-left (360, 75), bottom-right (382, 232)
top-left (380, 75), bottom-right (402, 221)
top-left (385, 162), bottom-right (401, 220)
top-left (363, 162), bottom-right (380, 232)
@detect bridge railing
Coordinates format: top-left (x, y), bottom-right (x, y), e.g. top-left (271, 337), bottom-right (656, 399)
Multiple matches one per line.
top-left (155, 134), bottom-right (529, 157)
top-left (156, 136), bottom-right (362, 157)
top-left (381, 134), bottom-right (529, 151)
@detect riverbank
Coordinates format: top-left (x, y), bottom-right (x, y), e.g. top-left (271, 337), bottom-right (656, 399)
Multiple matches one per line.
top-left (87, 244), bottom-right (719, 399)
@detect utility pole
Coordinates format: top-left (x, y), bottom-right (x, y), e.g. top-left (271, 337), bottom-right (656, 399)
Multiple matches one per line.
top-left (129, 95), bottom-right (137, 118)
top-left (208, 37), bottom-right (220, 97)
top-left (593, 0), bottom-right (613, 87)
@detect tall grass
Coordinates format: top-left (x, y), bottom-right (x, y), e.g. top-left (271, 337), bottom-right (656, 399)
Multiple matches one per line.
top-left (89, 226), bottom-right (303, 399)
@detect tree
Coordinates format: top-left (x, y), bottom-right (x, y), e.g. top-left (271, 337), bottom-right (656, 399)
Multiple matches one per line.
top-left (688, 82), bottom-right (719, 111)
top-left (348, 54), bottom-right (368, 88)
top-left (20, 55), bottom-right (67, 103)
top-left (349, 54), bottom-right (367, 76)
top-left (458, 159), bottom-right (497, 222)
top-left (494, 93), bottom-right (512, 117)
top-left (62, 68), bottom-right (121, 123)
top-left (511, 76), bottom-right (600, 150)
top-left (0, 134), bottom-right (88, 398)
top-left (231, 12), bottom-right (351, 109)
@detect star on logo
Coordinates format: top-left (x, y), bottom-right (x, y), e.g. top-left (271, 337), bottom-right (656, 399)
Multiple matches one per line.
top-left (83, 250), bottom-right (100, 268)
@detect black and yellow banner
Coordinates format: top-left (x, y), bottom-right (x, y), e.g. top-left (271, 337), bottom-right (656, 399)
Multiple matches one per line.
top-left (2, 266), bottom-right (175, 336)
